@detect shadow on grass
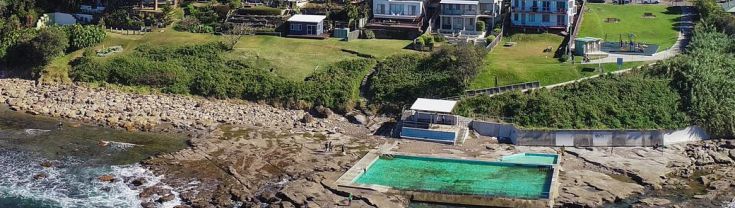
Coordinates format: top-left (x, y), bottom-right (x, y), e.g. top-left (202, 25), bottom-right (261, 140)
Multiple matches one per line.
top-left (581, 67), bottom-right (598, 73)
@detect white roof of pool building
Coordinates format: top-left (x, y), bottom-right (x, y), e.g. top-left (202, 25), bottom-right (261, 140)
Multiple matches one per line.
top-left (287, 15), bottom-right (326, 23)
top-left (410, 98), bottom-right (457, 113)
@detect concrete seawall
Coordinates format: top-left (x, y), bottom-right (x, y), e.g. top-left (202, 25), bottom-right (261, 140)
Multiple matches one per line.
top-left (470, 120), bottom-right (709, 146)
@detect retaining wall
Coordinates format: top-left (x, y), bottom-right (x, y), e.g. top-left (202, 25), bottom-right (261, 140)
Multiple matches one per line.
top-left (471, 120), bottom-right (709, 147)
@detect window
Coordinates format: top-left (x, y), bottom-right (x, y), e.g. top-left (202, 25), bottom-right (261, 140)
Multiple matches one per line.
top-left (290, 23), bottom-right (301, 31)
top-left (542, 1), bottom-right (550, 11)
top-left (557, 15), bottom-right (565, 25)
top-left (389, 4), bottom-right (404, 15)
top-left (514, 0), bottom-right (519, 7)
top-left (442, 16), bottom-right (452, 29)
top-left (542, 14), bottom-right (550, 22)
top-left (377, 4), bottom-right (385, 14)
top-left (556, 1), bottom-right (565, 11)
top-left (514, 13), bottom-right (519, 21)
top-left (528, 14), bottom-right (536, 22)
top-left (409, 5), bottom-right (417, 15)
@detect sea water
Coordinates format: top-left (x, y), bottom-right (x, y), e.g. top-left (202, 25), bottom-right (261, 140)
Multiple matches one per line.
top-left (0, 108), bottom-right (187, 208)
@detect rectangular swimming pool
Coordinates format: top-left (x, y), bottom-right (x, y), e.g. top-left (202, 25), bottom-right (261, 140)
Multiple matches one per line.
top-left (354, 155), bottom-right (553, 199)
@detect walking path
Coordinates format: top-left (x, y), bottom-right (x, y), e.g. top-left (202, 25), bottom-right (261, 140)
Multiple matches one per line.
top-left (586, 6), bottom-right (695, 64)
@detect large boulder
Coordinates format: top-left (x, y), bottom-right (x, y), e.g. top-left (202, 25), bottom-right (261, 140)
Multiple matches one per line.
top-left (312, 106), bottom-right (333, 119)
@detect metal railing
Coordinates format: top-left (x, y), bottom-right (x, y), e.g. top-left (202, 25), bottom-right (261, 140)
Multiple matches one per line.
top-left (444, 81), bottom-right (541, 100)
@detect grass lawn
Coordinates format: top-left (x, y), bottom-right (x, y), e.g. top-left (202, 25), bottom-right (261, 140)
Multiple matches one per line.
top-left (471, 33), bottom-right (649, 89)
top-left (578, 3), bottom-right (681, 51)
top-left (46, 29), bottom-right (415, 82)
top-left (231, 36), bottom-right (415, 81)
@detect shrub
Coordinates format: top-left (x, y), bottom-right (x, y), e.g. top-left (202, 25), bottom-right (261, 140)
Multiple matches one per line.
top-left (239, 6), bottom-right (283, 15)
top-left (493, 27), bottom-right (501, 35)
top-left (476, 20), bottom-right (486, 32)
top-left (414, 36), bottom-right (425, 50)
top-left (486, 35), bottom-right (496, 43)
top-left (362, 29), bottom-right (375, 39)
top-left (421, 34), bottom-right (434, 48)
top-left (368, 45), bottom-right (486, 111)
top-left (8, 27), bottom-right (69, 73)
top-left (65, 24), bottom-right (106, 50)
top-left (558, 54), bottom-right (569, 62)
top-left (175, 16), bottom-right (200, 31)
top-left (433, 34), bottom-right (447, 42)
top-left (455, 73), bottom-right (689, 130)
top-left (70, 43), bottom-right (375, 112)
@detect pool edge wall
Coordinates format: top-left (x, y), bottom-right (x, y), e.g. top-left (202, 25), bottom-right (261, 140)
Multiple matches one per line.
top-left (339, 152), bottom-right (560, 208)
top-left (407, 190), bottom-right (552, 208)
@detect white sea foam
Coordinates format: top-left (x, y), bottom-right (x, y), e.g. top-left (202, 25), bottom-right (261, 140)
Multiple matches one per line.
top-left (23, 129), bottom-right (51, 136)
top-left (0, 151), bottom-right (182, 208)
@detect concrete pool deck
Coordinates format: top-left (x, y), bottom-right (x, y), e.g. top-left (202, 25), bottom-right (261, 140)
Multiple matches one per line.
top-left (336, 144), bottom-right (562, 207)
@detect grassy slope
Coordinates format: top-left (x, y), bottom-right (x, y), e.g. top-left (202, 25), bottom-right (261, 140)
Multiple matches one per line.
top-left (231, 36), bottom-right (414, 81)
top-left (471, 33), bottom-right (647, 89)
top-left (48, 29), bottom-right (414, 82)
top-left (99, 30), bottom-right (413, 81)
top-left (578, 3), bottom-right (680, 51)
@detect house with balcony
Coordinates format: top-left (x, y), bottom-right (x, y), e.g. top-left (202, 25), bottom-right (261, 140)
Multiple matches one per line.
top-left (510, 0), bottom-right (576, 31)
top-left (366, 0), bottom-right (430, 39)
top-left (437, 0), bottom-right (500, 41)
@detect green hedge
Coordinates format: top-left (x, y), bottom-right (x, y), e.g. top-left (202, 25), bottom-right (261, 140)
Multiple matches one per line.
top-left (238, 6), bottom-right (283, 15)
top-left (70, 43), bottom-right (374, 112)
top-left (367, 45), bottom-right (486, 111)
top-left (455, 73), bottom-right (690, 130)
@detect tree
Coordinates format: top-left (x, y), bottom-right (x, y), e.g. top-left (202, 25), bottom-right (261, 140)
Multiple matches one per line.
top-left (9, 27), bottom-right (69, 74)
top-left (222, 23), bottom-right (253, 50)
top-left (344, 3), bottom-right (359, 30)
top-left (67, 24), bottom-right (106, 50)
top-left (429, 45), bottom-right (487, 85)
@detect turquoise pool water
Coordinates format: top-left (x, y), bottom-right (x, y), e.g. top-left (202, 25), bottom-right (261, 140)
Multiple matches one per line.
top-left (500, 153), bottom-right (558, 165)
top-left (354, 155), bottom-right (553, 199)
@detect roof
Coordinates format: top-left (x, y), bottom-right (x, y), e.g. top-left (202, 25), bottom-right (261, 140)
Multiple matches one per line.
top-left (576, 37), bottom-right (601, 42)
top-left (440, 0), bottom-right (479, 4)
top-left (410, 98), bottom-right (458, 113)
top-left (725, 2), bottom-right (735, 13)
top-left (287, 15), bottom-right (326, 23)
top-left (48, 12), bottom-right (77, 26)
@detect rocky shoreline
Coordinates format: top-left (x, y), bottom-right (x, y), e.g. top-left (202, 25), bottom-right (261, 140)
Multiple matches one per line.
top-left (0, 79), bottom-right (385, 207)
top-left (0, 79), bottom-right (315, 133)
top-left (2, 78), bottom-right (734, 208)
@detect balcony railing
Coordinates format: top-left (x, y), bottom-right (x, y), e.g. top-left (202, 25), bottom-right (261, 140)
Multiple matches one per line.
top-left (442, 9), bottom-right (478, 15)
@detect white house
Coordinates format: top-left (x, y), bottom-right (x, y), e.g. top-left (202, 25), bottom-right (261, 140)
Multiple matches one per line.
top-left (36, 13), bottom-right (77, 29)
top-left (373, 0), bottom-right (426, 20)
top-left (367, 0), bottom-right (429, 39)
top-left (438, 0), bottom-right (501, 39)
top-left (510, 0), bottom-right (577, 31)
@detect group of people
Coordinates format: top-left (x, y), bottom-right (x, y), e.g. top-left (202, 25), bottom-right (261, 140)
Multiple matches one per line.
top-left (324, 141), bottom-right (346, 155)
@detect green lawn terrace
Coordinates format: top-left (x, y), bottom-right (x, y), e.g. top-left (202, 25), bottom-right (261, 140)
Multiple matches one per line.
top-left (88, 30), bottom-right (416, 81)
top-left (471, 32), bottom-right (647, 89)
top-left (578, 3), bottom-right (681, 52)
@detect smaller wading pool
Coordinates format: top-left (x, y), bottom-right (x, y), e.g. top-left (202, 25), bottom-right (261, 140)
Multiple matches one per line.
top-left (353, 154), bottom-right (555, 199)
top-left (500, 153), bottom-right (559, 165)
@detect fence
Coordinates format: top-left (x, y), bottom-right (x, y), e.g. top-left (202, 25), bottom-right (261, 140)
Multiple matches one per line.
top-left (470, 120), bottom-right (709, 147)
top-left (485, 12), bottom-right (507, 51)
top-left (564, 1), bottom-right (586, 56)
top-left (444, 81), bottom-right (541, 100)
top-left (107, 27), bottom-right (150, 35)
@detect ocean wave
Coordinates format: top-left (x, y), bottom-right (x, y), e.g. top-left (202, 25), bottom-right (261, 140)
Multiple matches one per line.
top-left (0, 151), bottom-right (181, 208)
